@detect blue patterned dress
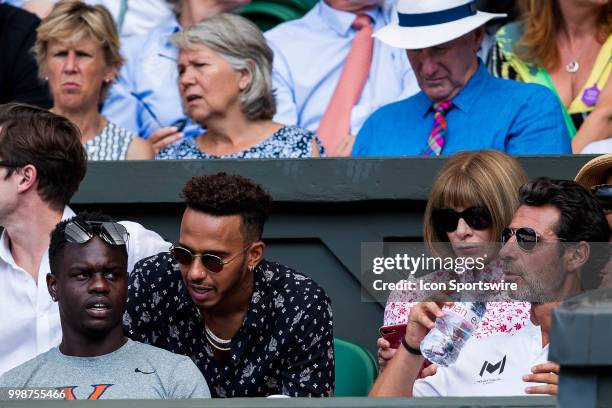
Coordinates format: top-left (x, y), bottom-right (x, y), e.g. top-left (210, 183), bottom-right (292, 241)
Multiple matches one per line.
top-left (156, 125), bottom-right (324, 159)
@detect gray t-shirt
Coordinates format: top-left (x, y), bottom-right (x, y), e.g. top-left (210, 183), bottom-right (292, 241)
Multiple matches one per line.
top-left (0, 339), bottom-right (210, 399)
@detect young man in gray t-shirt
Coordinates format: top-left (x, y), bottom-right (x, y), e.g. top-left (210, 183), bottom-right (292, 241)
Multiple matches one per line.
top-left (0, 212), bottom-right (210, 400)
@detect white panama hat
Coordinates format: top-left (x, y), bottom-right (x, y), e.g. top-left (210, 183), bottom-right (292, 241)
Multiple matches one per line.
top-left (374, 0), bottom-right (507, 50)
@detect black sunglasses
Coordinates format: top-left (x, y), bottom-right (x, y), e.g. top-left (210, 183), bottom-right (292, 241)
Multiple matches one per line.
top-left (170, 244), bottom-right (249, 273)
top-left (432, 207), bottom-right (492, 233)
top-left (502, 227), bottom-right (567, 252)
top-left (501, 227), bottom-right (542, 252)
top-left (591, 184), bottom-right (612, 212)
top-left (65, 220), bottom-right (129, 249)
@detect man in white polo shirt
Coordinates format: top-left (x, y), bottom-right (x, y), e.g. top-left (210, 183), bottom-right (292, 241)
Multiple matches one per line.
top-left (370, 177), bottom-right (611, 397)
top-left (0, 103), bottom-right (169, 376)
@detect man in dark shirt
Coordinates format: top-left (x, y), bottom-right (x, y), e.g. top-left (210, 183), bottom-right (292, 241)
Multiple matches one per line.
top-left (0, 4), bottom-right (52, 108)
top-left (125, 172), bottom-right (334, 397)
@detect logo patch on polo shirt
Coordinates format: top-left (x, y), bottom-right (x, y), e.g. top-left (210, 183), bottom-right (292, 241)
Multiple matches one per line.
top-left (479, 355), bottom-right (507, 377)
top-left (475, 355), bottom-right (507, 385)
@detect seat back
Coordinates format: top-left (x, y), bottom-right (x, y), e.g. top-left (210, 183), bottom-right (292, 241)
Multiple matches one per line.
top-left (236, 0), bottom-right (318, 31)
top-left (334, 338), bottom-right (378, 397)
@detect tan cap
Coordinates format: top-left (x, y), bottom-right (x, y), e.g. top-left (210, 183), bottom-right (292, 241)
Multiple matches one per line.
top-left (575, 154), bottom-right (612, 189)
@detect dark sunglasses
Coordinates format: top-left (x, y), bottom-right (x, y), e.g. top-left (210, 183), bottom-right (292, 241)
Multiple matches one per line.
top-left (431, 207), bottom-right (492, 233)
top-left (501, 227), bottom-right (541, 252)
top-left (65, 220), bottom-right (129, 248)
top-left (591, 184), bottom-right (612, 212)
top-left (170, 244), bottom-right (250, 273)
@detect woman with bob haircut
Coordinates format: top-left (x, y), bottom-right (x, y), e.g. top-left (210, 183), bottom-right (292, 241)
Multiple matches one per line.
top-left (377, 150), bottom-right (531, 373)
top-left (490, 0), bottom-right (610, 152)
top-left (156, 13), bottom-right (323, 159)
top-left (33, 0), bottom-right (154, 160)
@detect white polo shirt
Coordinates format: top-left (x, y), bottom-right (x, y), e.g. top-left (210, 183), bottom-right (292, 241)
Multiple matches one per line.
top-left (414, 321), bottom-right (549, 396)
top-left (0, 206), bottom-right (170, 376)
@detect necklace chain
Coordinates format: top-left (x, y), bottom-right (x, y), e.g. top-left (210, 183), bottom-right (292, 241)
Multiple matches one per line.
top-left (205, 334), bottom-right (231, 351)
top-left (204, 324), bottom-right (232, 351)
top-left (205, 324), bottom-right (231, 343)
top-left (563, 36), bottom-right (594, 74)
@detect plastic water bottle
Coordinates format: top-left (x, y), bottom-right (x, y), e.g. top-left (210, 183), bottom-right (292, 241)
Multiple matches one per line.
top-left (420, 302), bottom-right (486, 367)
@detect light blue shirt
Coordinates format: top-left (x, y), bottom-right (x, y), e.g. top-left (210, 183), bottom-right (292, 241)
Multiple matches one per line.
top-left (265, 0), bottom-right (419, 135)
top-left (102, 16), bottom-right (201, 138)
top-left (353, 61), bottom-right (572, 156)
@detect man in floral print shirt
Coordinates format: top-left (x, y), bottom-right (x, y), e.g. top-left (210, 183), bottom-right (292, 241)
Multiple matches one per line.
top-left (124, 172), bottom-right (334, 397)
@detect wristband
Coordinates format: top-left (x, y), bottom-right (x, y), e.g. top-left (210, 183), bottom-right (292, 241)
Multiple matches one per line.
top-left (401, 336), bottom-right (422, 356)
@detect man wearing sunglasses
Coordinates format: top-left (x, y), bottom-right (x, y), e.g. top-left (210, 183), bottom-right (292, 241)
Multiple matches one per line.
top-left (0, 212), bottom-right (210, 399)
top-left (371, 177), bottom-right (610, 397)
top-left (0, 103), bottom-right (170, 376)
top-left (124, 172), bottom-right (334, 397)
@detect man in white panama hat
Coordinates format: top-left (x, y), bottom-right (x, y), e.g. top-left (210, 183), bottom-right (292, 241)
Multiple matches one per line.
top-left (352, 0), bottom-right (572, 157)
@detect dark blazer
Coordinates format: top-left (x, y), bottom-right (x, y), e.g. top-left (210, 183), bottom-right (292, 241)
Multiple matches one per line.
top-left (0, 4), bottom-right (52, 108)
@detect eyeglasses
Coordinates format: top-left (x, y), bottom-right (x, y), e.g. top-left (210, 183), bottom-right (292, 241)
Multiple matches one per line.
top-left (501, 227), bottom-right (540, 251)
top-left (431, 207), bottom-right (492, 233)
top-left (65, 220), bottom-right (129, 249)
top-left (591, 184), bottom-right (612, 213)
top-left (502, 227), bottom-right (567, 252)
top-left (170, 244), bottom-right (250, 273)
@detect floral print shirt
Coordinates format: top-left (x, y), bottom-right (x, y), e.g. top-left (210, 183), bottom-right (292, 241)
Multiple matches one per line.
top-left (155, 125), bottom-right (324, 159)
top-left (124, 254), bottom-right (335, 397)
top-left (384, 260), bottom-right (532, 338)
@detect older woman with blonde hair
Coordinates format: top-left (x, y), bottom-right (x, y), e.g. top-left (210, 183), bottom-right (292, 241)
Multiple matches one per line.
top-left (377, 150), bottom-right (531, 374)
top-left (490, 0), bottom-right (611, 152)
top-left (34, 0), bottom-right (153, 160)
top-left (156, 13), bottom-right (322, 159)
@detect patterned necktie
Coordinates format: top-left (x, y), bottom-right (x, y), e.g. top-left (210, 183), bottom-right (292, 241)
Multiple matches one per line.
top-left (423, 100), bottom-right (454, 156)
top-left (317, 15), bottom-right (373, 155)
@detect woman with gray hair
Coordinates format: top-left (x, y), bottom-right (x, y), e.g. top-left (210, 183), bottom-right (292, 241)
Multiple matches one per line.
top-left (156, 13), bottom-right (323, 159)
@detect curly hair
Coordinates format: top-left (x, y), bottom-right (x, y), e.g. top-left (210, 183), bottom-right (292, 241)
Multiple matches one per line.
top-left (181, 172), bottom-right (272, 241)
top-left (519, 177), bottom-right (611, 288)
top-left (49, 211), bottom-right (127, 275)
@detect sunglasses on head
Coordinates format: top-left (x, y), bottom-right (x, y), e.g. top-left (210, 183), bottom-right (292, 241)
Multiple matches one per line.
top-left (431, 206), bottom-right (492, 233)
top-left (170, 244), bottom-right (250, 273)
top-left (591, 184), bottom-right (612, 212)
top-left (65, 220), bottom-right (129, 248)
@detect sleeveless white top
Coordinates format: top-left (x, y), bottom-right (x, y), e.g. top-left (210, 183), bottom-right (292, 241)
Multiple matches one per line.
top-left (83, 121), bottom-right (135, 161)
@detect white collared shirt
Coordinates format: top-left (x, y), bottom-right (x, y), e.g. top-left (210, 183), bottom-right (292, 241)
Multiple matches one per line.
top-left (0, 206), bottom-right (170, 375)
